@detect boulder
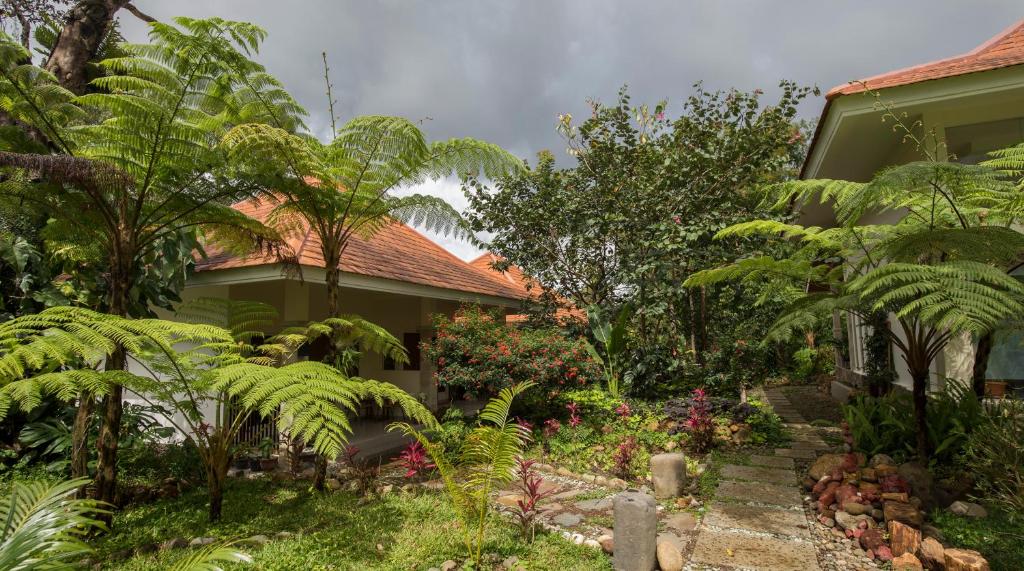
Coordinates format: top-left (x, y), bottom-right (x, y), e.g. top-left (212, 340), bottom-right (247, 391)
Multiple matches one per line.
top-left (809, 454), bottom-right (846, 480)
top-left (893, 553), bottom-right (924, 571)
top-left (918, 537), bottom-right (945, 570)
top-left (898, 463), bottom-right (934, 508)
top-left (597, 534), bottom-right (614, 554)
top-left (160, 538), bottom-right (188, 551)
top-left (440, 561), bottom-right (458, 571)
top-left (869, 454), bottom-right (895, 468)
top-left (948, 501), bottom-right (987, 518)
top-left (859, 528), bottom-right (886, 552)
top-left (861, 467), bottom-right (878, 482)
top-left (889, 521), bottom-right (922, 557)
top-left (834, 483), bottom-right (860, 506)
top-left (835, 510), bottom-right (874, 531)
top-left (944, 548), bottom-right (990, 571)
top-left (843, 501), bottom-right (872, 516)
top-left (884, 501), bottom-right (924, 527)
top-left (656, 537), bottom-right (684, 571)
top-left (876, 545), bottom-right (894, 562)
top-left (189, 537), bottom-right (216, 547)
top-left (875, 464), bottom-right (899, 478)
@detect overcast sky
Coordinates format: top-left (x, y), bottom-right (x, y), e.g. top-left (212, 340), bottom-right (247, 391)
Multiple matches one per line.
top-left (121, 1), bottom-right (1023, 260)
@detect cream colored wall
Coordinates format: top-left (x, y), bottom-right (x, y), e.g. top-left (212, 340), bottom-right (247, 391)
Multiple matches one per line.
top-left (807, 71), bottom-right (1024, 392)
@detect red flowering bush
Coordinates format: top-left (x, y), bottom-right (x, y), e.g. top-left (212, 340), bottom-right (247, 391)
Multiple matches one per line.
top-left (424, 305), bottom-right (600, 398)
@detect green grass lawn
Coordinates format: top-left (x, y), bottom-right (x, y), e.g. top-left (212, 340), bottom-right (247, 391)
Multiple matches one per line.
top-left (94, 478), bottom-right (612, 571)
top-left (930, 507), bottom-right (1024, 571)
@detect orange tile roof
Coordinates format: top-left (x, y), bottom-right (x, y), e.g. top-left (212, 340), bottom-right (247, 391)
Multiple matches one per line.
top-left (195, 197), bottom-right (529, 301)
top-left (803, 19), bottom-right (1024, 179)
top-left (827, 19), bottom-right (1024, 99)
top-left (469, 253), bottom-right (585, 323)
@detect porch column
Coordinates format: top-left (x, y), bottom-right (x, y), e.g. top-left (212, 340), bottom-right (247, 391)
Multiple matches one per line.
top-left (419, 297), bottom-right (438, 410)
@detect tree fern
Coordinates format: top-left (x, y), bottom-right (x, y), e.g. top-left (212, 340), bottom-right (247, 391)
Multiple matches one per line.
top-left (390, 382), bottom-right (533, 567)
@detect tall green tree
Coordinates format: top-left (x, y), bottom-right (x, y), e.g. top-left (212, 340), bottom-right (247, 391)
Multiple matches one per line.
top-left (0, 18), bottom-right (305, 506)
top-left (466, 85), bottom-right (812, 394)
top-left (221, 86), bottom-right (524, 489)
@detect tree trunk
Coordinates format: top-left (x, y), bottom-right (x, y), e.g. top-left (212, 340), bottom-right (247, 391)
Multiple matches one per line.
top-left (312, 261), bottom-right (342, 492)
top-left (972, 332), bottom-right (993, 398)
top-left (910, 368), bottom-right (930, 461)
top-left (94, 254), bottom-right (130, 512)
top-left (70, 392), bottom-right (93, 484)
top-left (44, 0), bottom-right (131, 95)
top-left (207, 459), bottom-right (227, 522)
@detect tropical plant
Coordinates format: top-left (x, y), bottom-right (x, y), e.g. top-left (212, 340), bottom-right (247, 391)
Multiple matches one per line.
top-left (686, 123), bottom-right (1024, 459)
top-left (964, 399), bottom-right (1024, 516)
top-left (218, 63), bottom-right (524, 486)
top-left (0, 477), bottom-right (105, 570)
top-left (390, 381), bottom-right (534, 567)
top-left (583, 304), bottom-right (631, 398)
top-left (0, 306), bottom-right (436, 521)
top-left (0, 18), bottom-right (306, 505)
top-left (510, 457), bottom-right (554, 542)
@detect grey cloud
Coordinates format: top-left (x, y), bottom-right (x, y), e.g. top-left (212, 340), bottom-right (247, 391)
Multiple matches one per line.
top-left (118, 0), bottom-right (1023, 257)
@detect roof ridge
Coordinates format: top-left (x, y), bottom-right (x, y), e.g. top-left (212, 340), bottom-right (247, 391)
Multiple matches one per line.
top-left (972, 18), bottom-right (1024, 56)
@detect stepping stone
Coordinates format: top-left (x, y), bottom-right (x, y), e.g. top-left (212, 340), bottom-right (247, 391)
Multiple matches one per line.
top-left (720, 464), bottom-right (795, 486)
top-left (575, 497), bottom-right (613, 511)
top-left (551, 488), bottom-right (586, 501)
top-left (691, 529), bottom-right (820, 571)
top-left (715, 480), bottom-right (802, 508)
top-left (789, 440), bottom-right (829, 451)
top-left (663, 512), bottom-right (698, 533)
top-left (749, 455), bottom-right (795, 469)
top-left (775, 448), bottom-right (817, 459)
top-left (703, 502), bottom-right (810, 538)
top-left (551, 512), bottom-right (582, 527)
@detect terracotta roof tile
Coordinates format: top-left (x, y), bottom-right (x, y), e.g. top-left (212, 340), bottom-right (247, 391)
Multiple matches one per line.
top-left (827, 19), bottom-right (1024, 99)
top-left (469, 253), bottom-right (585, 323)
top-left (195, 198), bottom-right (529, 301)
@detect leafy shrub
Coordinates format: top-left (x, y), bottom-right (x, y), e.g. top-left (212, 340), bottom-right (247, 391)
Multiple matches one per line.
top-left (843, 379), bottom-right (982, 466)
top-left (792, 346), bottom-right (835, 382)
top-left (611, 436), bottom-right (640, 479)
top-left (424, 305), bottom-right (601, 398)
top-left (682, 389), bottom-right (715, 453)
top-left (963, 399), bottom-right (1023, 516)
top-left (744, 400), bottom-right (787, 446)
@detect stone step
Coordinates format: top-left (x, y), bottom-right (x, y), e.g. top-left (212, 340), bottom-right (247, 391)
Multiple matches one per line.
top-left (715, 480), bottom-right (802, 508)
top-left (775, 448), bottom-right (818, 459)
top-left (720, 464), bottom-right (795, 486)
top-left (703, 502), bottom-right (811, 539)
top-left (691, 529), bottom-right (820, 571)
top-left (789, 440), bottom-right (830, 451)
top-left (748, 455), bottom-right (795, 470)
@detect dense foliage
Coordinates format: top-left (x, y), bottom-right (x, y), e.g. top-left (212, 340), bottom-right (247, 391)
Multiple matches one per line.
top-left (466, 85), bottom-right (817, 397)
top-left (424, 305), bottom-right (601, 398)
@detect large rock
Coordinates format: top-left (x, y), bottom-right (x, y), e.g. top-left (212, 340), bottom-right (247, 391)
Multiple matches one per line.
top-left (656, 537), bottom-right (684, 571)
top-left (650, 453), bottom-right (687, 499)
top-left (597, 534), bottom-right (614, 554)
top-left (613, 490), bottom-right (657, 571)
top-left (859, 528), bottom-right (886, 552)
top-left (898, 463), bottom-right (934, 508)
top-left (809, 454), bottom-right (845, 481)
top-left (944, 548), bottom-right (990, 571)
top-left (843, 501), bottom-right (872, 516)
top-left (918, 536), bottom-right (945, 570)
top-left (893, 553), bottom-right (924, 570)
top-left (948, 501), bottom-right (987, 518)
top-left (835, 510), bottom-right (874, 531)
top-left (884, 501), bottom-right (924, 527)
top-left (889, 520), bottom-right (922, 557)
top-left (869, 454), bottom-right (895, 468)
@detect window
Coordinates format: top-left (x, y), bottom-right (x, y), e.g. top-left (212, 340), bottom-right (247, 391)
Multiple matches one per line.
top-left (383, 332), bottom-right (421, 371)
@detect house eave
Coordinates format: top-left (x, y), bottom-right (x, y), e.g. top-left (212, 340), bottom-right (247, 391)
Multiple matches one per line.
top-left (187, 264), bottom-right (524, 308)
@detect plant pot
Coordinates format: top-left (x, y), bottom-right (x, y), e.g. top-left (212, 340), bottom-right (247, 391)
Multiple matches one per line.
top-left (259, 458), bottom-right (278, 472)
top-left (248, 458), bottom-right (262, 471)
top-left (985, 380), bottom-right (1009, 399)
top-left (233, 457), bottom-right (249, 470)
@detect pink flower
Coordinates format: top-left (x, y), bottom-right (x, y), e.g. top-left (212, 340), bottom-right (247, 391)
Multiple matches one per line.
top-left (615, 402), bottom-right (632, 419)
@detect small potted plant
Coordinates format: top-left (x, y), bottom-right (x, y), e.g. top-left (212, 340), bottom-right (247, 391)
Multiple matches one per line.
top-left (985, 379), bottom-right (1009, 399)
top-left (258, 437), bottom-right (279, 472)
top-left (232, 444), bottom-right (250, 470)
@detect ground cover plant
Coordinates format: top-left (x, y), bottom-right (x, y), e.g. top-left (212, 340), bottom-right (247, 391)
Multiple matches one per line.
top-left (90, 478), bottom-right (611, 571)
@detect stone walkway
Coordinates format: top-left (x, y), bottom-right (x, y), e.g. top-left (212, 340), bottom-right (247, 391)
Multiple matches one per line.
top-left (687, 389), bottom-right (826, 571)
